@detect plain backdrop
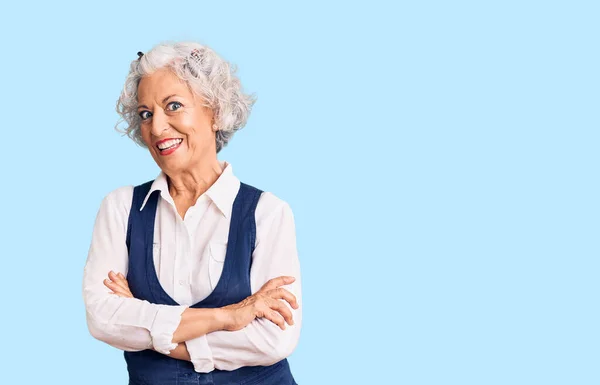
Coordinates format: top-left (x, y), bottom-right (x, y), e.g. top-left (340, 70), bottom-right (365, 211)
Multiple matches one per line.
top-left (0, 1), bottom-right (598, 384)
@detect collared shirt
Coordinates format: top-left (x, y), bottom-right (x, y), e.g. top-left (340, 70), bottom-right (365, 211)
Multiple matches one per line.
top-left (82, 160), bottom-right (302, 373)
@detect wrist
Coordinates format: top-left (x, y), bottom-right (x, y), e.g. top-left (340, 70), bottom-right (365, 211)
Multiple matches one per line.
top-left (173, 307), bottom-right (227, 343)
top-left (213, 307), bottom-right (231, 331)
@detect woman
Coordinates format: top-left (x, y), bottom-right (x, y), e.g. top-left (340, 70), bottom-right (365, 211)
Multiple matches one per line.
top-left (82, 41), bottom-right (302, 385)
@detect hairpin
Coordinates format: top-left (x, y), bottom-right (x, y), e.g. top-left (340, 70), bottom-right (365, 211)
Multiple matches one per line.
top-left (190, 48), bottom-right (201, 61)
top-left (137, 51), bottom-right (144, 60)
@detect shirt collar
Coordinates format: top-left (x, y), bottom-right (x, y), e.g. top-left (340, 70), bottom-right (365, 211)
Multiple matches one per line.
top-left (139, 160), bottom-right (240, 219)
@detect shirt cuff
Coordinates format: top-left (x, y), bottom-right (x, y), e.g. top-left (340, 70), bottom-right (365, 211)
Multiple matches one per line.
top-left (185, 335), bottom-right (215, 373)
top-left (149, 305), bottom-right (188, 355)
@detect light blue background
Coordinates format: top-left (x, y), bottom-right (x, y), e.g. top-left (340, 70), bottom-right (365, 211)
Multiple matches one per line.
top-left (1, 1), bottom-right (598, 384)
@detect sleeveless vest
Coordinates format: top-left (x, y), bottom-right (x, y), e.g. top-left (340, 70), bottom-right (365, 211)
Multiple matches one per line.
top-left (123, 180), bottom-right (297, 385)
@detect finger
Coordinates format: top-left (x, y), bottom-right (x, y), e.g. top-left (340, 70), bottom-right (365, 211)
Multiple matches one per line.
top-left (267, 288), bottom-right (299, 309)
top-left (115, 275), bottom-right (131, 291)
top-left (103, 279), bottom-right (124, 294)
top-left (109, 271), bottom-right (129, 287)
top-left (116, 272), bottom-right (129, 285)
top-left (266, 297), bottom-right (294, 326)
top-left (259, 305), bottom-right (286, 330)
top-left (104, 279), bottom-right (133, 298)
top-left (259, 276), bottom-right (296, 293)
top-left (110, 286), bottom-right (133, 298)
top-left (108, 271), bottom-right (130, 292)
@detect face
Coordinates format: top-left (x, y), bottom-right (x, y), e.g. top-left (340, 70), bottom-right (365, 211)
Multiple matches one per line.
top-left (137, 67), bottom-right (217, 174)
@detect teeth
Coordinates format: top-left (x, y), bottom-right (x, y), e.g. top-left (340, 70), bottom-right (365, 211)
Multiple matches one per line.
top-left (157, 139), bottom-right (182, 150)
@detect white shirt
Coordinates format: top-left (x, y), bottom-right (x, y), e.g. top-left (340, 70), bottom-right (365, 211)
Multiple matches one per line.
top-left (82, 160), bottom-right (302, 373)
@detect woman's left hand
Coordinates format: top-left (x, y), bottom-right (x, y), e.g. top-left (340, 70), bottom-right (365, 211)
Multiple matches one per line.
top-left (104, 271), bottom-right (133, 298)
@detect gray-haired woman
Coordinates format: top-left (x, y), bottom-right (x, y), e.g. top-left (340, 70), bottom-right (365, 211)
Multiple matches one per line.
top-left (82, 41), bottom-right (301, 385)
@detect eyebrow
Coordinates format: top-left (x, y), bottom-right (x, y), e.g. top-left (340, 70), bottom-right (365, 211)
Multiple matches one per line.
top-left (137, 94), bottom-right (178, 110)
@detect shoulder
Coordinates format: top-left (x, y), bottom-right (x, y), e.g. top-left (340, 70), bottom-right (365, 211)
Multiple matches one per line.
top-left (98, 184), bottom-right (135, 217)
top-left (253, 190), bottom-right (297, 249)
top-left (254, 190), bottom-right (294, 225)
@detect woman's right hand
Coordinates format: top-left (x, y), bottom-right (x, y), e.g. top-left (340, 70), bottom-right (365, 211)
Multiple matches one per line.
top-left (221, 276), bottom-right (299, 331)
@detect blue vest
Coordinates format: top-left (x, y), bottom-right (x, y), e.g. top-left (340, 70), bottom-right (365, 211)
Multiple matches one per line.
top-left (124, 180), bottom-right (297, 385)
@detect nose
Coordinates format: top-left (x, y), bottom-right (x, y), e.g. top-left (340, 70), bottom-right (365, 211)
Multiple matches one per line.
top-left (150, 109), bottom-right (169, 137)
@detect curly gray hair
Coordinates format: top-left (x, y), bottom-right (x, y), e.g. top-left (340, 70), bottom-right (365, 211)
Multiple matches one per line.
top-left (115, 41), bottom-right (256, 153)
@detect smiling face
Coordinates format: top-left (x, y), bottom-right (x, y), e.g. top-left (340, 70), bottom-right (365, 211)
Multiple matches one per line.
top-left (137, 67), bottom-right (217, 175)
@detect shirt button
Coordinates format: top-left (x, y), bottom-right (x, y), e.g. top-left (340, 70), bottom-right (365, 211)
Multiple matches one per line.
top-left (179, 280), bottom-right (185, 286)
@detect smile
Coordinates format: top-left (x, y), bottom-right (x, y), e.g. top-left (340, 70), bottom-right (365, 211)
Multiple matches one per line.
top-left (156, 138), bottom-right (183, 155)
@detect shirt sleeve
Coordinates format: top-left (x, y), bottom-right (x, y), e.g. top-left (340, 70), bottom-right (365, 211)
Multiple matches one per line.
top-left (184, 336), bottom-right (215, 372)
top-left (82, 187), bottom-right (188, 354)
top-left (186, 193), bottom-right (302, 372)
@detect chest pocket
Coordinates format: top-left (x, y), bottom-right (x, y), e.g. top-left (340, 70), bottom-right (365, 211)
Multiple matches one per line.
top-left (208, 242), bottom-right (228, 289)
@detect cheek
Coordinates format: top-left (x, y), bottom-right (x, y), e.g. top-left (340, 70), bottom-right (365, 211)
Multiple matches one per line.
top-left (140, 129), bottom-right (156, 150)
top-left (178, 110), bottom-right (212, 136)
top-left (180, 117), bottom-right (199, 135)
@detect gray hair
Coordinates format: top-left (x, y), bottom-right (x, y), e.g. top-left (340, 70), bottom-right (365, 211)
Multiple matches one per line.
top-left (114, 41), bottom-right (256, 153)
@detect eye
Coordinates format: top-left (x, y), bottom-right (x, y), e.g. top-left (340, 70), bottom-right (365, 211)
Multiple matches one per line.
top-left (166, 101), bottom-right (183, 111)
top-left (139, 110), bottom-right (152, 121)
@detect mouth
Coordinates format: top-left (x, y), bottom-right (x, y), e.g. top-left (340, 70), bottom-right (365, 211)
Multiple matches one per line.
top-left (155, 138), bottom-right (183, 156)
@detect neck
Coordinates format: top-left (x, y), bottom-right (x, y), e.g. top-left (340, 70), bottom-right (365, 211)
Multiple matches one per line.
top-left (166, 158), bottom-right (224, 202)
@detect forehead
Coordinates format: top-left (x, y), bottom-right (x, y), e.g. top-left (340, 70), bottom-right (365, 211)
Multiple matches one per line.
top-left (137, 68), bottom-right (192, 101)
